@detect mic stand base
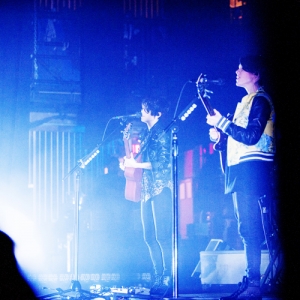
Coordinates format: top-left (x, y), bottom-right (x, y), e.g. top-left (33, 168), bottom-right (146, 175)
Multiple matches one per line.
top-left (38, 281), bottom-right (97, 299)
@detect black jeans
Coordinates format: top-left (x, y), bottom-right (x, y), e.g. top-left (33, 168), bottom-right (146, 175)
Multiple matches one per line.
top-left (232, 191), bottom-right (264, 281)
top-left (141, 188), bottom-right (172, 276)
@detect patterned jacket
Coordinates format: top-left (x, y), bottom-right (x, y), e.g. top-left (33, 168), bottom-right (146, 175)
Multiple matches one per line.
top-left (139, 121), bottom-right (172, 202)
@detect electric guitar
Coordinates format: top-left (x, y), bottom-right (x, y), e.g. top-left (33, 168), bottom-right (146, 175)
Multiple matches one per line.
top-left (122, 123), bottom-right (142, 202)
top-left (196, 74), bottom-right (228, 173)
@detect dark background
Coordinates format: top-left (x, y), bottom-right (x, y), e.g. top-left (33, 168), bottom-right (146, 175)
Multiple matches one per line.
top-left (0, 0), bottom-right (299, 297)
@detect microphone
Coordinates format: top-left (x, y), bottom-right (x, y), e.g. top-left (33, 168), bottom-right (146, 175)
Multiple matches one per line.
top-left (189, 77), bottom-right (224, 85)
top-left (112, 112), bottom-right (142, 119)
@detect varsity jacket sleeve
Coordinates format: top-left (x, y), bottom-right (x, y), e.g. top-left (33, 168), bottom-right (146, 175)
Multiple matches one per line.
top-left (215, 96), bottom-right (272, 146)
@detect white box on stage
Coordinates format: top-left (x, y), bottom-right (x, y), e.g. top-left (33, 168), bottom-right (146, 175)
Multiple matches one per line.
top-left (200, 250), bottom-right (269, 284)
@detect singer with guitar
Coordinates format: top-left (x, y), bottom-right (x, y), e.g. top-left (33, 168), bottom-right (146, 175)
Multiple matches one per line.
top-left (206, 55), bottom-right (276, 300)
top-left (119, 97), bottom-right (173, 297)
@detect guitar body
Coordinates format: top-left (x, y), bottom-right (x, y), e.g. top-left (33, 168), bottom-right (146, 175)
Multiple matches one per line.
top-left (124, 167), bottom-right (142, 202)
top-left (213, 132), bottom-right (227, 174)
top-left (123, 123), bottom-right (142, 202)
top-left (213, 131), bottom-right (227, 151)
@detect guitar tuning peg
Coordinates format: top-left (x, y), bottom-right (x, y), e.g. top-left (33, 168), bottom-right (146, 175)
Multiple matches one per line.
top-left (203, 89), bottom-right (213, 98)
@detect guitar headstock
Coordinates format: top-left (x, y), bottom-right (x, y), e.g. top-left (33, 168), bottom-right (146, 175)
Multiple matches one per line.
top-left (122, 123), bottom-right (132, 141)
top-left (196, 73), bottom-right (206, 96)
top-left (196, 73), bottom-right (215, 116)
top-left (196, 73), bottom-right (205, 86)
top-left (196, 73), bottom-right (213, 98)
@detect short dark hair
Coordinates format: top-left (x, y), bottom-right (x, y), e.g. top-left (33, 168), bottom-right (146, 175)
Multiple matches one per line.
top-left (239, 55), bottom-right (266, 86)
top-left (141, 97), bottom-right (169, 117)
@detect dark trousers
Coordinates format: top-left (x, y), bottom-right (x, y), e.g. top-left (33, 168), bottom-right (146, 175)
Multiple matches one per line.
top-left (232, 191), bottom-right (265, 281)
top-left (141, 188), bottom-right (172, 276)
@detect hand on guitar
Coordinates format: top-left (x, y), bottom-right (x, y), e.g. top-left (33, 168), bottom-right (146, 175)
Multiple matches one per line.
top-left (123, 153), bottom-right (139, 168)
top-left (119, 157), bottom-right (125, 171)
top-left (118, 154), bottom-right (137, 170)
top-left (206, 108), bottom-right (222, 126)
top-left (206, 109), bottom-right (228, 155)
top-left (209, 127), bottom-right (220, 142)
top-left (121, 153), bottom-right (152, 170)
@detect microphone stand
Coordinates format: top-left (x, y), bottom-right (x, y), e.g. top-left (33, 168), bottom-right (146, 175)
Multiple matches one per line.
top-left (37, 118), bottom-right (131, 299)
top-left (159, 121), bottom-right (179, 299)
top-left (66, 145), bottom-right (102, 291)
top-left (159, 98), bottom-right (198, 299)
top-left (171, 125), bottom-right (179, 298)
top-left (38, 145), bottom-right (101, 300)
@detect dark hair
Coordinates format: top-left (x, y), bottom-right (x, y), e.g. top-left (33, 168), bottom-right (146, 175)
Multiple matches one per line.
top-left (0, 231), bottom-right (38, 299)
top-left (239, 55), bottom-right (266, 86)
top-left (141, 97), bottom-right (169, 117)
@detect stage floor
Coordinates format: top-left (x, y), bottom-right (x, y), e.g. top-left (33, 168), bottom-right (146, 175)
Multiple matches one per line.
top-left (35, 279), bottom-right (284, 300)
top-left (179, 294), bottom-right (281, 300)
top-left (36, 290), bottom-right (283, 300)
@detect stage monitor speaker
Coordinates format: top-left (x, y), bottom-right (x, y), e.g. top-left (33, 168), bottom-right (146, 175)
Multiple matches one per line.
top-left (205, 239), bottom-right (230, 251)
top-left (191, 239), bottom-right (229, 277)
top-left (200, 250), bottom-right (269, 285)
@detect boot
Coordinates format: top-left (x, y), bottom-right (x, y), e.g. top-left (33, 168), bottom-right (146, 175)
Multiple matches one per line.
top-left (220, 276), bottom-right (262, 300)
top-left (237, 277), bottom-right (261, 300)
top-left (150, 274), bottom-right (170, 297)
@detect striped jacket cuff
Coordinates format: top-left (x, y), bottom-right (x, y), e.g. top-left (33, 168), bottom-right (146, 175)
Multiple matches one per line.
top-left (216, 116), bottom-right (231, 132)
top-left (239, 151), bottom-right (275, 163)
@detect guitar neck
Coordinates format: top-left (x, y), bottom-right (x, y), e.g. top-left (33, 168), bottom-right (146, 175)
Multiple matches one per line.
top-left (124, 139), bottom-right (131, 159)
top-left (197, 86), bottom-right (215, 116)
top-left (122, 123), bottom-right (133, 159)
top-left (203, 98), bottom-right (215, 116)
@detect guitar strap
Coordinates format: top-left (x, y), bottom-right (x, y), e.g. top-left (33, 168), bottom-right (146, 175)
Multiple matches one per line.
top-left (133, 129), bottom-right (151, 160)
top-left (134, 125), bottom-right (168, 161)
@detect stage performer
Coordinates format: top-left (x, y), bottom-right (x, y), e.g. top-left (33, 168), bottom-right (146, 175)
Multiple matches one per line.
top-left (206, 55), bottom-right (276, 300)
top-left (120, 97), bottom-right (173, 297)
